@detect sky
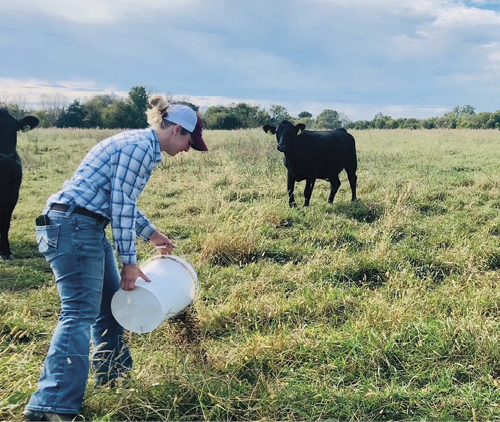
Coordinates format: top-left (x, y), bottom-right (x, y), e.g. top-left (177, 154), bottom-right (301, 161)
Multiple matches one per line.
top-left (1, 0), bottom-right (500, 121)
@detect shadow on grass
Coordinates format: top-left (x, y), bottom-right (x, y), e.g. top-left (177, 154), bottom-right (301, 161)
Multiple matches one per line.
top-left (418, 203), bottom-right (448, 216)
top-left (0, 260), bottom-right (52, 290)
top-left (336, 266), bottom-right (389, 289)
top-left (307, 260), bottom-right (389, 290)
top-left (330, 200), bottom-right (384, 223)
top-left (0, 239), bottom-right (52, 291)
top-left (206, 245), bottom-right (305, 267)
top-left (407, 256), bottom-right (459, 284)
top-left (484, 251), bottom-right (500, 271)
top-left (8, 239), bottom-right (40, 260)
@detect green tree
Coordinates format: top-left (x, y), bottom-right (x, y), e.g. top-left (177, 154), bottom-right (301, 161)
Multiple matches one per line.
top-left (33, 110), bottom-right (52, 128)
top-left (373, 113), bottom-right (392, 129)
top-left (490, 111), bottom-right (500, 129)
top-left (102, 100), bottom-right (135, 129)
top-left (316, 109), bottom-right (341, 129)
top-left (203, 106), bottom-right (243, 130)
top-left (203, 103), bottom-right (270, 129)
top-left (474, 112), bottom-right (494, 129)
top-left (353, 120), bottom-right (373, 130)
top-left (215, 114), bottom-right (242, 130)
top-left (255, 109), bottom-right (272, 127)
top-left (461, 105), bottom-right (476, 115)
top-left (39, 93), bottom-right (68, 127)
top-left (296, 111), bottom-right (314, 128)
top-left (128, 86), bottom-right (149, 128)
top-left (204, 106), bottom-right (229, 129)
top-left (269, 104), bottom-right (291, 126)
top-left (57, 100), bottom-right (86, 128)
top-left (338, 112), bottom-right (351, 128)
top-left (230, 103), bottom-right (257, 128)
top-left (296, 116), bottom-right (314, 127)
top-left (420, 118), bottom-right (437, 129)
top-left (231, 103), bottom-right (270, 128)
top-left (82, 95), bottom-right (115, 128)
top-left (446, 104), bottom-right (476, 129)
top-left (402, 118), bottom-right (420, 129)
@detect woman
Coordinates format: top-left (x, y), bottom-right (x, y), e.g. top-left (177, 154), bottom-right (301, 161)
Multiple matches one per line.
top-left (24, 95), bottom-right (207, 421)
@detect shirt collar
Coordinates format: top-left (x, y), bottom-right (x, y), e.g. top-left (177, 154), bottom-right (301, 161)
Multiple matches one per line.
top-left (149, 128), bottom-right (162, 163)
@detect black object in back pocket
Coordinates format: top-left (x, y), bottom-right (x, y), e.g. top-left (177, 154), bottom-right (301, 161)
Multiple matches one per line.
top-left (36, 225), bottom-right (60, 255)
top-left (35, 214), bottom-right (51, 226)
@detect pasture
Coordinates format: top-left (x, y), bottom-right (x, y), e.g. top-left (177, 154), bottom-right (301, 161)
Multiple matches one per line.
top-left (2, 127), bottom-right (500, 421)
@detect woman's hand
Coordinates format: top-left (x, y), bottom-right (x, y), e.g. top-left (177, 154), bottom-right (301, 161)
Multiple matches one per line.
top-left (149, 230), bottom-right (176, 255)
top-left (120, 264), bottom-right (151, 291)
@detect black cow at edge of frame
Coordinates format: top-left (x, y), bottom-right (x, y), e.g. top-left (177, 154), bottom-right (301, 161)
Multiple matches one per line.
top-left (263, 120), bottom-right (357, 207)
top-left (0, 108), bottom-right (40, 259)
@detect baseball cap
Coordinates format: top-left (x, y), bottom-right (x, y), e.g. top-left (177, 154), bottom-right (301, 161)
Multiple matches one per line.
top-left (165, 104), bottom-right (208, 151)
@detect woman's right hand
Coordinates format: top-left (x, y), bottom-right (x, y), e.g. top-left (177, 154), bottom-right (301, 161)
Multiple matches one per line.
top-left (120, 263), bottom-right (151, 291)
top-left (149, 230), bottom-right (176, 255)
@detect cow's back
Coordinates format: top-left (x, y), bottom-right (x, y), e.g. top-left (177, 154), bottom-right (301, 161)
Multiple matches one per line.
top-left (288, 129), bottom-right (352, 181)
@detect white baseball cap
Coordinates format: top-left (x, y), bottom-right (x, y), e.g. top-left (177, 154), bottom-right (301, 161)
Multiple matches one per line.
top-left (165, 104), bottom-right (197, 131)
top-left (165, 104), bottom-right (208, 151)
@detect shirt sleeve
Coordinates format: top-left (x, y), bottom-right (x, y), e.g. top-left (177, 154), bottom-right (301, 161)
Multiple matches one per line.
top-left (109, 143), bottom-right (154, 265)
top-left (136, 208), bottom-right (157, 241)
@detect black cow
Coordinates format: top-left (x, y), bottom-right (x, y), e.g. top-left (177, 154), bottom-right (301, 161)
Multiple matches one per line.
top-left (0, 108), bottom-right (39, 259)
top-left (263, 120), bottom-right (357, 207)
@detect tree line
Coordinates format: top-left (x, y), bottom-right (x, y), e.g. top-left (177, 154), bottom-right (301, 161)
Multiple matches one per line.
top-left (2, 86), bottom-right (500, 130)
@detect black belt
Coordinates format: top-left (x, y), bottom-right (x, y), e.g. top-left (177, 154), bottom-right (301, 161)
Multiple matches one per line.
top-left (50, 203), bottom-right (107, 224)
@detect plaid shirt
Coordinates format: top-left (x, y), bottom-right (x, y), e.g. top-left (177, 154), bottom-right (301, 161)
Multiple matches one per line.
top-left (47, 128), bottom-right (163, 265)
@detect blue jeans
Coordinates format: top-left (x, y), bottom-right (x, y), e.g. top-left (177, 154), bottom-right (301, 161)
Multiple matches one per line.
top-left (26, 208), bottom-right (132, 414)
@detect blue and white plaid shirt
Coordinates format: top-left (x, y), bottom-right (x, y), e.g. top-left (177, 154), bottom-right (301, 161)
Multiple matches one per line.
top-left (47, 128), bottom-right (163, 265)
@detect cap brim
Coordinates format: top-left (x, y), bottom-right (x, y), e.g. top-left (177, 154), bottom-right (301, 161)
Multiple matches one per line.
top-left (191, 133), bottom-right (208, 151)
top-left (191, 115), bottom-right (208, 151)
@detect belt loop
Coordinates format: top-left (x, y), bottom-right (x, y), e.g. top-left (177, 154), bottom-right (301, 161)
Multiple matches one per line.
top-left (65, 204), bottom-right (76, 219)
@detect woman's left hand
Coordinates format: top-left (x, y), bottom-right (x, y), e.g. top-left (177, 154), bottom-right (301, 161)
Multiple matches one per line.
top-left (149, 230), bottom-right (176, 255)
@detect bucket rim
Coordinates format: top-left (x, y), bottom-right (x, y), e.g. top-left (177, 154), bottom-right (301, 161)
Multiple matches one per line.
top-left (140, 254), bottom-right (200, 305)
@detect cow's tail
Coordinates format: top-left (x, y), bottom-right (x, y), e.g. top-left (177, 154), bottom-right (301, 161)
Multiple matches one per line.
top-left (348, 133), bottom-right (358, 171)
top-left (346, 133), bottom-right (358, 201)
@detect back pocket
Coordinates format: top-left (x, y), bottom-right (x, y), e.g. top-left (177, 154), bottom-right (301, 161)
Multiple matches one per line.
top-left (36, 225), bottom-right (60, 255)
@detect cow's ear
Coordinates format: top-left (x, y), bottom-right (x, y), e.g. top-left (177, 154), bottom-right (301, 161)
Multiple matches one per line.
top-left (296, 123), bottom-right (306, 136)
top-left (263, 125), bottom-right (276, 135)
top-left (18, 116), bottom-right (40, 131)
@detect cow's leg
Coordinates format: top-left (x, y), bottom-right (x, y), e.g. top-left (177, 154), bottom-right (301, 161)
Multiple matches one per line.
top-left (287, 171), bottom-right (296, 207)
top-left (0, 162), bottom-right (22, 259)
top-left (303, 178), bottom-right (316, 206)
top-left (0, 208), bottom-right (13, 259)
top-left (328, 174), bottom-right (341, 204)
top-left (346, 167), bottom-right (357, 201)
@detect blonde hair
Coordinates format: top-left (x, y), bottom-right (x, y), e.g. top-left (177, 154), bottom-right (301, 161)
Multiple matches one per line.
top-left (146, 94), bottom-right (192, 135)
top-left (146, 94), bottom-right (170, 130)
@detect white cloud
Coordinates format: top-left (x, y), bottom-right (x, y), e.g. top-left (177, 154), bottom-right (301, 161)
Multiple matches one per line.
top-left (433, 4), bottom-right (500, 27)
top-left (0, 0), bottom-right (199, 23)
top-left (0, 0), bottom-right (117, 23)
top-left (312, 0), bottom-right (447, 14)
top-left (0, 77), bottom-right (127, 107)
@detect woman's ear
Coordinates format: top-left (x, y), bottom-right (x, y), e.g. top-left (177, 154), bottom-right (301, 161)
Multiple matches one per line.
top-left (172, 124), bottom-right (182, 135)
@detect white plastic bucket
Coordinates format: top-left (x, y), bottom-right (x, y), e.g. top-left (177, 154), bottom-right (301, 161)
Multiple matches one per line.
top-left (111, 255), bottom-right (199, 333)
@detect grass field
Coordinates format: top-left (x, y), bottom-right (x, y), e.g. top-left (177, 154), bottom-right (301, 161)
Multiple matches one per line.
top-left (2, 127), bottom-right (500, 421)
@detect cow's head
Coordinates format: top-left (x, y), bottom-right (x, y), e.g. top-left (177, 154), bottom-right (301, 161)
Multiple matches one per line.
top-left (263, 120), bottom-right (305, 153)
top-left (0, 108), bottom-right (39, 155)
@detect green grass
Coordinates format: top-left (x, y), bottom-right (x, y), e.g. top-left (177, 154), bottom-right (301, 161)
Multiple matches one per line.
top-left (2, 128), bottom-right (500, 420)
